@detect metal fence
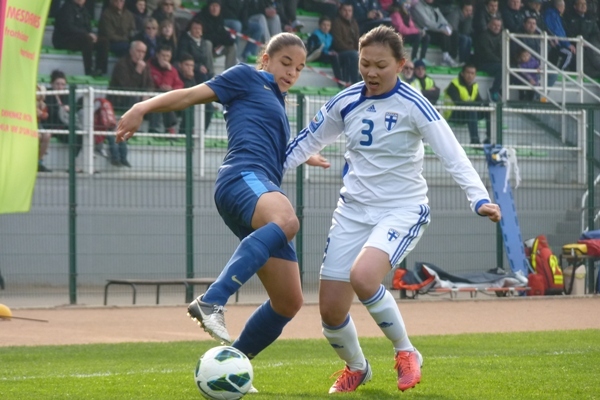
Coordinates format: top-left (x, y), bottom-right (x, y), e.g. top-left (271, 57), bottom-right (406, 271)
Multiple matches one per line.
top-left (0, 86), bottom-right (597, 307)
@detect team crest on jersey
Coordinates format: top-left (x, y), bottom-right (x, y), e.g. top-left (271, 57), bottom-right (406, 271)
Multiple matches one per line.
top-left (309, 110), bottom-right (325, 132)
top-left (384, 112), bottom-right (398, 131)
top-left (387, 228), bottom-right (400, 241)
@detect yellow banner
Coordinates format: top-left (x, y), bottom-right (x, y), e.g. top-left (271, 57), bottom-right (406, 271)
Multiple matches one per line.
top-left (0, 0), bottom-right (50, 214)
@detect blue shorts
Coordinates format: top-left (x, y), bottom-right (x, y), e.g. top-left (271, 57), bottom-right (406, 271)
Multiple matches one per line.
top-left (214, 170), bottom-right (297, 262)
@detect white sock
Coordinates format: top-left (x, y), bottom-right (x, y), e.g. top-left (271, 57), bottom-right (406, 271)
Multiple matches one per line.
top-left (363, 284), bottom-right (413, 352)
top-left (322, 315), bottom-right (367, 371)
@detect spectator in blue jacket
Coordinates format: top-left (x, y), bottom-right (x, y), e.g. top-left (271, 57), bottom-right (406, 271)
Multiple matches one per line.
top-left (307, 16), bottom-right (344, 86)
top-left (543, 0), bottom-right (575, 80)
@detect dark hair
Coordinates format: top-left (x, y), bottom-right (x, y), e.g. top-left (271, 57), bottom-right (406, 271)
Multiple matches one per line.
top-left (358, 25), bottom-right (405, 62)
top-left (179, 52), bottom-right (194, 63)
top-left (318, 15), bottom-right (331, 25)
top-left (157, 44), bottom-right (172, 54)
top-left (462, 63), bottom-right (477, 73)
top-left (50, 69), bottom-right (66, 83)
top-left (257, 32), bottom-right (306, 70)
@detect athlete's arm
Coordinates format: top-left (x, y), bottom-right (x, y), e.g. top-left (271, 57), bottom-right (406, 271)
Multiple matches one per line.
top-left (116, 84), bottom-right (218, 142)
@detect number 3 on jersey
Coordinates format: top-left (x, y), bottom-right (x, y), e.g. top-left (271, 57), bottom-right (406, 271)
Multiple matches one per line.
top-left (360, 119), bottom-right (373, 146)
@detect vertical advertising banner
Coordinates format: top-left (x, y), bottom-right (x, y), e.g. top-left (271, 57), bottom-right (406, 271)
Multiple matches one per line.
top-left (0, 0), bottom-right (50, 214)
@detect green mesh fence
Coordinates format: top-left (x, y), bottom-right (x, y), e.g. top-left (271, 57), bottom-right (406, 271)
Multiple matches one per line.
top-left (0, 86), bottom-right (597, 307)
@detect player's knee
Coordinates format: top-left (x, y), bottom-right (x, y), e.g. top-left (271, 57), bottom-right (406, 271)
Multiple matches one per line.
top-left (275, 214), bottom-right (299, 241)
top-left (272, 293), bottom-right (303, 318)
top-left (319, 306), bottom-right (346, 327)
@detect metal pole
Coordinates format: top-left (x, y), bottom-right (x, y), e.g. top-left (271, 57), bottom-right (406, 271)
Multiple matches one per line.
top-left (185, 107), bottom-right (195, 302)
top-left (586, 108), bottom-right (596, 293)
top-left (295, 94), bottom-right (305, 286)
top-left (495, 102), bottom-right (504, 270)
top-left (68, 84), bottom-right (78, 304)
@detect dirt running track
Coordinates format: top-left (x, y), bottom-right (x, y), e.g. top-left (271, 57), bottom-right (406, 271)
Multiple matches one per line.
top-left (0, 297), bottom-right (599, 347)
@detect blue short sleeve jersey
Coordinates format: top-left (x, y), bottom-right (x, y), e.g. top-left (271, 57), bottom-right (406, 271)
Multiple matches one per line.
top-left (206, 63), bottom-right (291, 186)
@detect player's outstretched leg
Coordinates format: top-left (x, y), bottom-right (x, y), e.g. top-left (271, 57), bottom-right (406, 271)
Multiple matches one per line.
top-left (187, 295), bottom-right (231, 344)
top-left (395, 349), bottom-right (423, 391)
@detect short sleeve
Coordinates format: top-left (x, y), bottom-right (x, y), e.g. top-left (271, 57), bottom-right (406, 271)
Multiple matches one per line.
top-left (205, 64), bottom-right (252, 105)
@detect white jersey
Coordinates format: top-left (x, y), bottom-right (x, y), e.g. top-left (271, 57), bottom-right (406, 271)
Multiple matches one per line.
top-left (284, 80), bottom-right (490, 212)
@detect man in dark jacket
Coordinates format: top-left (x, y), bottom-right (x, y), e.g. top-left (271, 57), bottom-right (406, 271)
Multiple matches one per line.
top-left (106, 40), bottom-right (155, 167)
top-left (177, 53), bottom-right (214, 131)
top-left (474, 16), bottom-right (503, 101)
top-left (564, 0), bottom-right (600, 77)
top-left (52, 0), bottom-right (109, 76)
top-left (331, 3), bottom-right (360, 84)
top-left (501, 0), bottom-right (525, 32)
top-left (176, 19), bottom-right (215, 83)
top-left (192, 0), bottom-right (237, 69)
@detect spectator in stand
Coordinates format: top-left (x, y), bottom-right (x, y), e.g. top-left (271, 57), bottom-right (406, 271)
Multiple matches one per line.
top-left (455, 0), bottom-right (475, 64)
top-left (411, 0), bottom-right (460, 66)
top-left (512, 16), bottom-right (541, 60)
top-left (132, 17), bottom-right (160, 61)
top-left (564, 0), bottom-right (600, 77)
top-left (303, 0), bottom-right (341, 19)
top-left (413, 59), bottom-right (441, 104)
top-left (331, 3), bottom-right (361, 84)
top-left (278, 0), bottom-right (304, 32)
top-left (177, 20), bottom-right (215, 83)
top-left (473, 0), bottom-right (501, 36)
top-left (444, 64), bottom-right (491, 144)
top-left (45, 70), bottom-right (84, 159)
top-left (515, 48), bottom-right (541, 99)
top-left (399, 59), bottom-right (418, 86)
top-left (193, 0), bottom-right (238, 70)
top-left (523, 0), bottom-right (546, 31)
top-left (37, 85), bottom-right (51, 172)
top-left (52, 0), bottom-right (109, 77)
top-left (157, 19), bottom-right (178, 55)
top-left (177, 53), bottom-right (214, 131)
top-left (307, 16), bottom-right (345, 87)
top-left (389, 0), bottom-right (430, 63)
top-left (129, 0), bottom-right (148, 35)
top-left (221, 0), bottom-right (264, 60)
top-left (474, 16), bottom-right (503, 101)
top-left (544, 0), bottom-right (575, 77)
top-left (143, 0), bottom-right (161, 14)
top-left (345, 0), bottom-right (392, 34)
top-left (107, 41), bottom-right (154, 167)
top-left (152, 0), bottom-right (180, 37)
top-left (149, 45), bottom-right (184, 134)
top-left (99, 0), bottom-right (137, 58)
top-left (501, 0), bottom-right (525, 32)
top-left (247, 0), bottom-right (282, 42)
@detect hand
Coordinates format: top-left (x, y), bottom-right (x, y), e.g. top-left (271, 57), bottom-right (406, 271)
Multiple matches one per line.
top-left (135, 60), bottom-right (146, 74)
top-left (89, 33), bottom-right (97, 43)
top-left (200, 65), bottom-right (208, 74)
top-left (569, 44), bottom-right (576, 54)
top-left (477, 203), bottom-right (501, 222)
top-left (116, 104), bottom-right (144, 143)
top-left (305, 154), bottom-right (330, 169)
top-left (159, 60), bottom-right (172, 70)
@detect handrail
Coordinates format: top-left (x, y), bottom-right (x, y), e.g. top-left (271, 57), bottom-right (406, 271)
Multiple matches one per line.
top-left (503, 30), bottom-right (600, 106)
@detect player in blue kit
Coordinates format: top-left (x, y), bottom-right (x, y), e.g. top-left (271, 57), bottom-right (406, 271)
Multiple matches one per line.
top-left (115, 33), bottom-right (329, 363)
top-left (285, 25), bottom-right (502, 394)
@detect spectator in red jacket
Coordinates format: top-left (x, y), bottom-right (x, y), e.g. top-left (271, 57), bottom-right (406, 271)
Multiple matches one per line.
top-left (149, 45), bottom-right (184, 134)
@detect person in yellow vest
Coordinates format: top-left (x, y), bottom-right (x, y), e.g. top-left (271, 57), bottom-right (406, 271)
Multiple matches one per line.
top-left (443, 64), bottom-right (490, 145)
top-left (413, 59), bottom-right (440, 104)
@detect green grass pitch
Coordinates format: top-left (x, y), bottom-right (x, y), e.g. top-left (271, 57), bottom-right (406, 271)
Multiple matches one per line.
top-left (1, 330), bottom-right (598, 399)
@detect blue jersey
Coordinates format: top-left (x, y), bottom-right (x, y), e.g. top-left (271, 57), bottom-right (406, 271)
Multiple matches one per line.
top-left (206, 63), bottom-right (291, 186)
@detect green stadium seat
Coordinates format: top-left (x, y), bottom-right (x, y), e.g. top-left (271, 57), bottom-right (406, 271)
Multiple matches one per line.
top-left (319, 87), bottom-right (340, 96)
top-left (300, 86), bottom-right (321, 95)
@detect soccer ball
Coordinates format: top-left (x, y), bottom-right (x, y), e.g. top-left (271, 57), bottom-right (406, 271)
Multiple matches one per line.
top-left (194, 346), bottom-right (254, 400)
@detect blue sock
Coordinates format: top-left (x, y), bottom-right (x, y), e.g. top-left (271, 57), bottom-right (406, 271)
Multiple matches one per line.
top-left (232, 300), bottom-right (291, 359)
top-left (203, 222), bottom-right (287, 305)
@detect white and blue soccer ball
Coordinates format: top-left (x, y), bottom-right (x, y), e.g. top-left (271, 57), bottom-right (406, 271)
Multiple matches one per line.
top-left (194, 346), bottom-right (254, 400)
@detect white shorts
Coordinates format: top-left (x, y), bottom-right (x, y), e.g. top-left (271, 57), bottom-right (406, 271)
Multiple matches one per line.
top-left (320, 199), bottom-right (431, 282)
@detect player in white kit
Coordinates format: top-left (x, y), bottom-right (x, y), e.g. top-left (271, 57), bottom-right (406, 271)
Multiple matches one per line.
top-left (284, 25), bottom-right (501, 394)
